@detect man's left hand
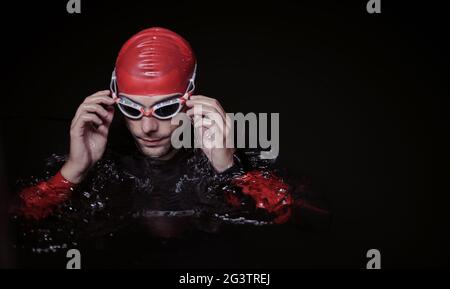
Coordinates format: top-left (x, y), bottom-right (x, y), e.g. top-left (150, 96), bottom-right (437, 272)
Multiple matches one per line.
top-left (186, 95), bottom-right (235, 173)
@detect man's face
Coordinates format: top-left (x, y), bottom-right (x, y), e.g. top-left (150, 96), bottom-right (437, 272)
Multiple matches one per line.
top-left (120, 93), bottom-right (181, 159)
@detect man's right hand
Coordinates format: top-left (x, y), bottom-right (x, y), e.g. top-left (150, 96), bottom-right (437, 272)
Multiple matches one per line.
top-left (61, 90), bottom-right (115, 184)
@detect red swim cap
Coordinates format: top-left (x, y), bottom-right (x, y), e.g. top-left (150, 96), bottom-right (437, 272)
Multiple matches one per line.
top-left (115, 27), bottom-right (196, 97)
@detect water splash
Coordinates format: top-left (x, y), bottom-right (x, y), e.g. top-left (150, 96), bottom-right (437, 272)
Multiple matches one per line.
top-left (211, 213), bottom-right (272, 226)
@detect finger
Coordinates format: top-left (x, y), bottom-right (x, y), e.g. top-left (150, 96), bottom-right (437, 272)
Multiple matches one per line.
top-left (187, 106), bottom-right (226, 132)
top-left (193, 116), bottom-right (214, 130)
top-left (186, 95), bottom-right (224, 110)
top-left (186, 104), bottom-right (225, 120)
top-left (84, 90), bottom-right (112, 104)
top-left (189, 95), bottom-right (218, 103)
top-left (96, 122), bottom-right (110, 136)
top-left (198, 126), bottom-right (223, 149)
top-left (85, 95), bottom-right (116, 106)
top-left (104, 106), bottom-right (115, 128)
top-left (187, 95), bottom-right (226, 115)
top-left (74, 103), bottom-right (113, 126)
top-left (188, 110), bottom-right (233, 147)
top-left (76, 113), bottom-right (103, 127)
top-left (87, 90), bottom-right (111, 98)
top-left (89, 111), bottom-right (114, 135)
top-left (74, 95), bottom-right (115, 123)
top-left (71, 112), bottom-right (104, 137)
top-left (191, 113), bottom-right (226, 149)
top-left (81, 103), bottom-right (109, 119)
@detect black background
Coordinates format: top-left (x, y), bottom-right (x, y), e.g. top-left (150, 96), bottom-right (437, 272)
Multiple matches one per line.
top-left (0, 0), bottom-right (449, 268)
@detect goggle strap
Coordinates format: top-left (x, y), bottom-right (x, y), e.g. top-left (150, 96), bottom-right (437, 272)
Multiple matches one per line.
top-left (110, 69), bottom-right (118, 98)
top-left (110, 62), bottom-right (196, 97)
top-left (187, 63), bottom-right (197, 95)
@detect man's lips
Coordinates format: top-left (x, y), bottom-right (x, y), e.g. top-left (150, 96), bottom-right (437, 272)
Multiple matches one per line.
top-left (138, 137), bottom-right (167, 146)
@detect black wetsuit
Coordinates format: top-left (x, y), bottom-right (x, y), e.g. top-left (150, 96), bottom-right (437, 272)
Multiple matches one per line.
top-left (10, 147), bottom-right (329, 268)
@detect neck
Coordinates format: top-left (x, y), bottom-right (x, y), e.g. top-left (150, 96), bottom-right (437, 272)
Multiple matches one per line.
top-left (154, 147), bottom-right (178, 161)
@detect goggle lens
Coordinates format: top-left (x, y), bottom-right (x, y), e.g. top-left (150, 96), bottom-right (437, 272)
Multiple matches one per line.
top-left (152, 98), bottom-right (183, 119)
top-left (154, 103), bottom-right (181, 118)
top-left (117, 103), bottom-right (142, 119)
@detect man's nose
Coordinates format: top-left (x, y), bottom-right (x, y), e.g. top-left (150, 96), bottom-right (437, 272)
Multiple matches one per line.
top-left (141, 115), bottom-right (159, 134)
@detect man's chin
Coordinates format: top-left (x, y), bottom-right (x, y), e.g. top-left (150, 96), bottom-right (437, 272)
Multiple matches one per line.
top-left (138, 144), bottom-right (172, 159)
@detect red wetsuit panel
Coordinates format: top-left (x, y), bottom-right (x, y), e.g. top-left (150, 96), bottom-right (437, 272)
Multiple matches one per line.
top-left (18, 170), bottom-right (76, 220)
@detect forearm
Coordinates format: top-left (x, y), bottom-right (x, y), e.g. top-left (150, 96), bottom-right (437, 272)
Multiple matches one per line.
top-left (60, 160), bottom-right (90, 184)
top-left (17, 169), bottom-right (77, 220)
